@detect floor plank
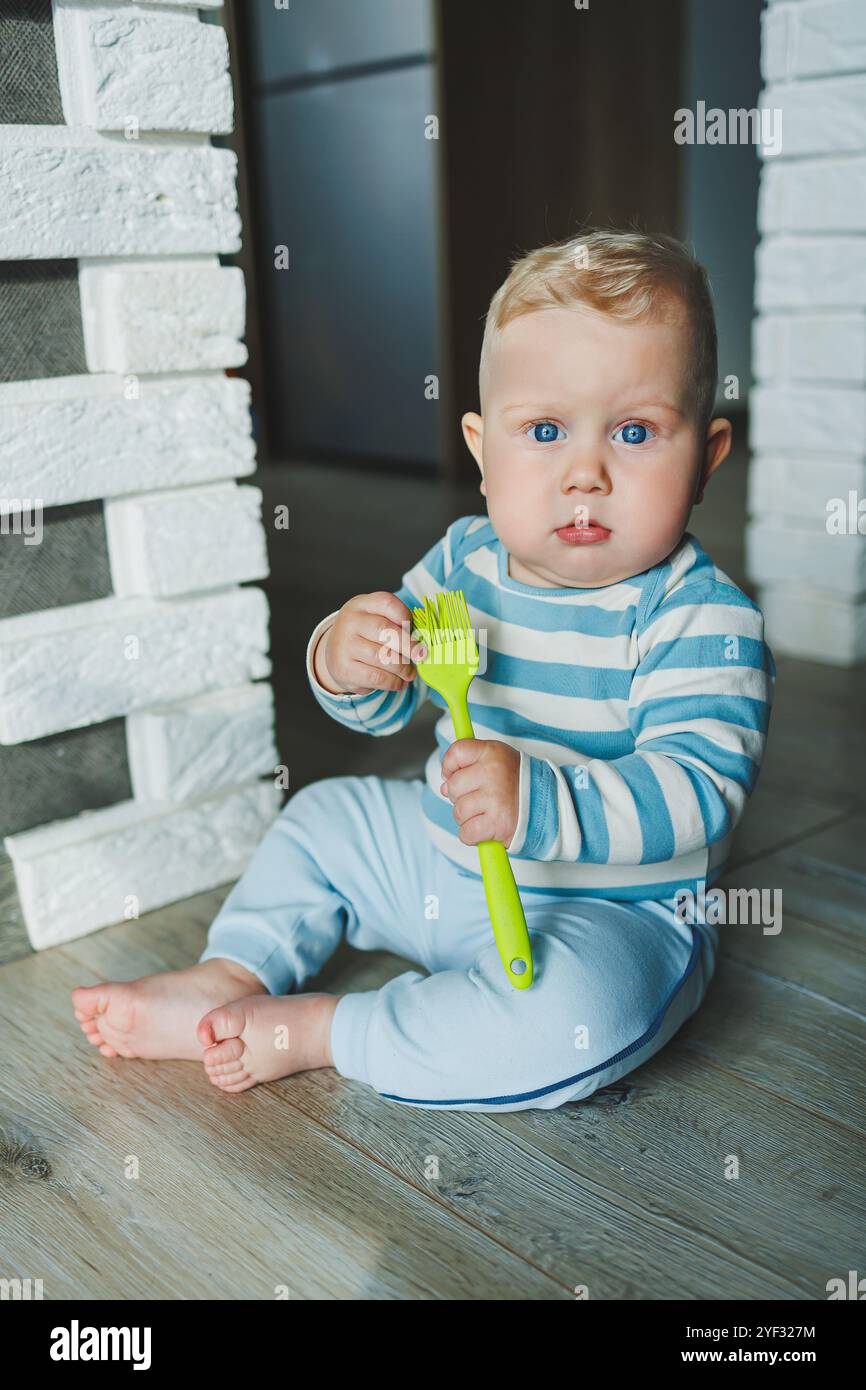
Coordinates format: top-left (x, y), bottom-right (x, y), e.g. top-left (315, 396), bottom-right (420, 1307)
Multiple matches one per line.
top-left (1, 946), bottom-right (565, 1300)
top-left (676, 957), bottom-right (865, 1136)
top-left (39, 899), bottom-right (866, 1300)
top-left (728, 782), bottom-right (852, 870)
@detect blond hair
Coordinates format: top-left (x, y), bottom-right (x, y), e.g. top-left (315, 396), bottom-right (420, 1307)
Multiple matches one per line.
top-left (478, 228), bottom-right (718, 434)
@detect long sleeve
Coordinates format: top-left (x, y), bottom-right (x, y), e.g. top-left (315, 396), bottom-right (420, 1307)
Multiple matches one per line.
top-left (305, 518), bottom-right (476, 736)
top-left (506, 579), bottom-right (775, 865)
top-left (305, 608), bottom-right (429, 736)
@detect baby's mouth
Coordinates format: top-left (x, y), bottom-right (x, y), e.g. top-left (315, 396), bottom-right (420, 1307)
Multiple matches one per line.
top-left (554, 518), bottom-right (612, 545)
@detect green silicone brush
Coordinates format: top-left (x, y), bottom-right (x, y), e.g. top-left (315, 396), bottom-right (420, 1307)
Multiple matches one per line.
top-left (411, 589), bottom-right (534, 990)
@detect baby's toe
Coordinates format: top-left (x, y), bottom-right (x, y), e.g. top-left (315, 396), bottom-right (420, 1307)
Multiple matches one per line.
top-left (205, 1057), bottom-right (245, 1077)
top-left (209, 1068), bottom-right (252, 1091)
top-left (203, 1036), bottom-right (246, 1068)
top-left (72, 985), bottom-right (107, 1021)
top-left (98, 1043), bottom-right (120, 1057)
top-left (196, 1001), bottom-right (247, 1051)
top-left (214, 1075), bottom-right (255, 1094)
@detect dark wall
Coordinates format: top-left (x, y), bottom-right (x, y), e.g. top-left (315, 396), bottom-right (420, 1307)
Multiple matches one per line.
top-left (239, 0), bottom-right (442, 470)
top-left (0, 0), bottom-right (64, 123)
top-left (683, 0), bottom-right (763, 407)
top-left (437, 0), bottom-right (684, 479)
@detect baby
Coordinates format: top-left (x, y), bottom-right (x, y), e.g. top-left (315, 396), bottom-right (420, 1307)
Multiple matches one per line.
top-left (72, 229), bottom-right (775, 1112)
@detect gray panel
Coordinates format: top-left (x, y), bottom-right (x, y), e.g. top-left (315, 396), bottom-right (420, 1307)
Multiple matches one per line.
top-left (0, 720), bottom-right (132, 839)
top-left (0, 501), bottom-right (112, 618)
top-left (684, 0), bottom-right (762, 405)
top-left (0, 261), bottom-right (87, 382)
top-left (0, 0), bottom-right (64, 125)
top-left (258, 66), bottom-right (441, 464)
top-left (249, 0), bottom-right (432, 87)
top-left (0, 849), bottom-right (30, 965)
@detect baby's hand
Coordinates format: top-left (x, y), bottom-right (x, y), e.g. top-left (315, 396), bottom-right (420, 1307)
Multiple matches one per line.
top-left (314, 592), bottom-right (427, 695)
top-left (440, 738), bottom-right (520, 847)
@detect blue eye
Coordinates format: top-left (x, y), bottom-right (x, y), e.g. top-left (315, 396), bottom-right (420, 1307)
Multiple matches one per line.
top-left (614, 421), bottom-right (655, 446)
top-left (526, 421), bottom-right (566, 443)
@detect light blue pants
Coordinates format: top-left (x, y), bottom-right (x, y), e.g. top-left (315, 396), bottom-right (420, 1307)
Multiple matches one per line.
top-left (199, 775), bottom-right (719, 1113)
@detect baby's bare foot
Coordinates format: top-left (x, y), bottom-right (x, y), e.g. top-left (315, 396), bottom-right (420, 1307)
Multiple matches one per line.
top-left (198, 992), bottom-right (339, 1094)
top-left (71, 958), bottom-right (268, 1062)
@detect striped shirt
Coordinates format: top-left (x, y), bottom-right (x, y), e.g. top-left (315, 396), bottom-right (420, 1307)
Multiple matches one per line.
top-left (305, 515), bottom-right (776, 900)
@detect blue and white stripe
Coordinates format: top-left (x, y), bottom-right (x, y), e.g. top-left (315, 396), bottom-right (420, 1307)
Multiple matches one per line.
top-left (306, 516), bottom-right (776, 899)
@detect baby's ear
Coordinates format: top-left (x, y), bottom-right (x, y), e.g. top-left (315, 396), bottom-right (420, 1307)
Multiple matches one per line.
top-left (461, 411), bottom-right (484, 471)
top-left (696, 417), bottom-right (733, 502)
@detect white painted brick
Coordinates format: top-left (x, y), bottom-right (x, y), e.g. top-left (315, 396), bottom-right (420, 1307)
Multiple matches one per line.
top-left (758, 584), bottom-right (866, 665)
top-left (759, 74), bottom-right (866, 158)
top-left (752, 312), bottom-right (866, 383)
top-left (4, 780), bottom-right (281, 950)
top-left (53, 1), bottom-right (233, 133)
top-left (762, 0), bottom-right (866, 82)
top-left (756, 236), bottom-right (866, 310)
top-left (126, 683), bottom-right (278, 802)
top-left (761, 5), bottom-right (788, 83)
top-left (746, 521), bottom-right (866, 595)
top-left (759, 156), bottom-right (866, 234)
top-left (0, 125), bottom-right (240, 258)
top-left (78, 257), bottom-right (247, 373)
top-left (748, 454), bottom-right (866, 524)
top-left (0, 586), bottom-right (271, 745)
top-left (104, 482), bottom-right (269, 598)
top-left (749, 384), bottom-right (865, 453)
top-left (0, 373), bottom-right (255, 509)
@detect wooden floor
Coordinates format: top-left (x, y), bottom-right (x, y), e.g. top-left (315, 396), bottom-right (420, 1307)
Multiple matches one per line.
top-left (2, 435), bottom-right (865, 1299)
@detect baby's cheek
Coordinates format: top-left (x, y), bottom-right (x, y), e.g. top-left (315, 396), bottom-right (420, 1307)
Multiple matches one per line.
top-left (631, 471), bottom-right (693, 544)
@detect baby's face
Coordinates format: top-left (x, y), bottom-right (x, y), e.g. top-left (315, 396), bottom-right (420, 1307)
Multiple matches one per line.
top-left (464, 302), bottom-right (728, 588)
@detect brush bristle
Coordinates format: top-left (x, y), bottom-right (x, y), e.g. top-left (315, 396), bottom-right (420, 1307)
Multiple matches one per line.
top-left (412, 589), bottom-right (476, 654)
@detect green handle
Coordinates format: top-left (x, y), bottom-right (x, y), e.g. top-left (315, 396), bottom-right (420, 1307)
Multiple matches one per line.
top-left (450, 695), bottom-right (534, 990)
top-left (477, 840), bottom-right (534, 989)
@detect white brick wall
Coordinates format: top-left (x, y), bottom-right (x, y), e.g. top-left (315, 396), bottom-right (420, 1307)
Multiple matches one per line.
top-left (759, 586), bottom-right (866, 666)
top-left (746, 523), bottom-right (866, 594)
top-left (126, 684), bottom-right (278, 802)
top-left (5, 782), bottom-right (283, 950)
top-left (0, 374), bottom-right (255, 509)
top-left (760, 75), bottom-right (866, 157)
top-left (104, 482), bottom-right (269, 598)
top-left (756, 236), bottom-right (866, 309)
top-left (0, 587), bottom-right (271, 744)
top-left (759, 156), bottom-right (866, 234)
top-left (0, 126), bottom-right (240, 259)
top-left (0, 0), bottom-right (282, 948)
top-left (78, 257), bottom-right (247, 374)
top-left (753, 312), bottom-right (866, 383)
top-left (762, 1), bottom-right (866, 83)
top-left (750, 385), bottom-right (865, 452)
top-left (748, 0), bottom-right (866, 664)
top-left (53, 1), bottom-right (233, 134)
top-left (748, 454), bottom-right (866, 520)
